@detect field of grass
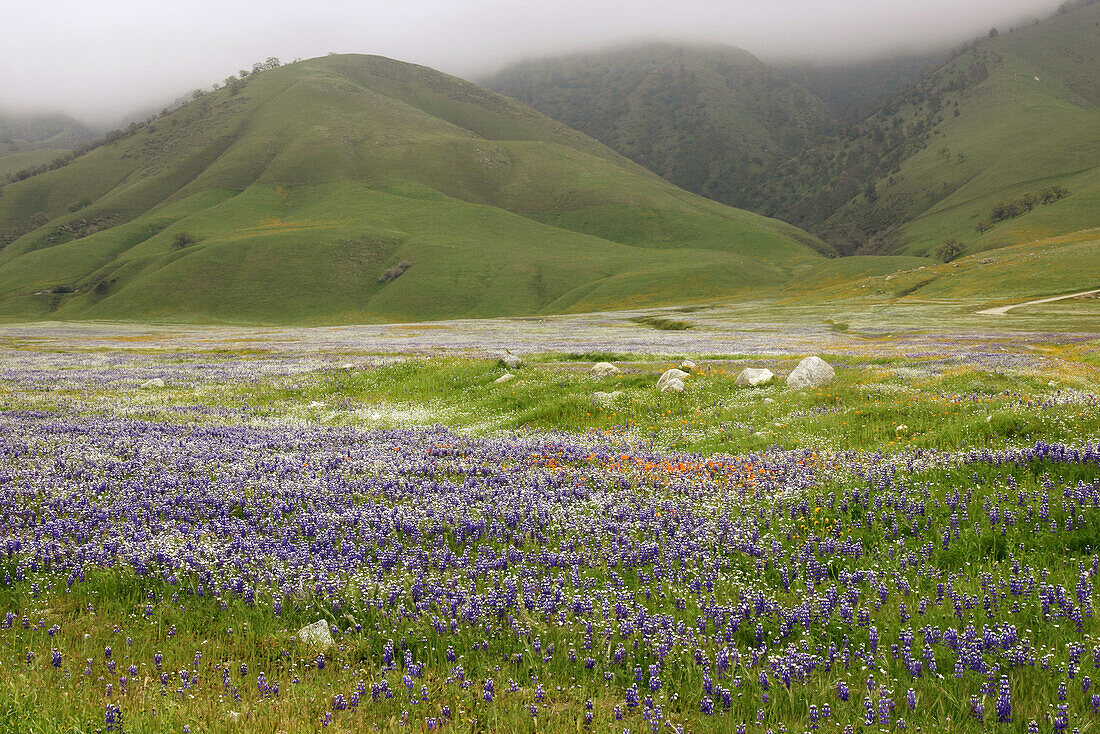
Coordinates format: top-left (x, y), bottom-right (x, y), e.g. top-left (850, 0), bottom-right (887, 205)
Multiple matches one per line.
top-left (0, 323), bottom-right (1097, 732)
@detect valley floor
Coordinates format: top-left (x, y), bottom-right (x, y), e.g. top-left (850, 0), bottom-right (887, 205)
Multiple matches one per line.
top-left (0, 315), bottom-right (1097, 733)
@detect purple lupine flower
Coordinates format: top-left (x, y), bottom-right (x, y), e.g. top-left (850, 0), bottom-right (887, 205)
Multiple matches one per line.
top-left (105, 704), bottom-right (122, 732)
top-left (996, 675), bottom-right (1012, 723)
top-left (1053, 704), bottom-right (1069, 732)
top-left (970, 695), bottom-right (984, 722)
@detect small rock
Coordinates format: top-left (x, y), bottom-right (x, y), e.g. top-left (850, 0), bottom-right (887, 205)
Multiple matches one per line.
top-left (660, 378), bottom-right (685, 393)
top-left (139, 378), bottom-right (165, 389)
top-left (339, 363), bottom-right (355, 370)
top-left (298, 619), bottom-right (334, 648)
top-left (680, 360), bottom-right (696, 371)
top-left (735, 368), bottom-right (774, 387)
top-left (494, 373), bottom-right (515, 384)
top-left (786, 356), bottom-right (835, 390)
top-left (763, 397), bottom-right (775, 404)
top-left (500, 353), bottom-right (522, 369)
top-left (657, 368), bottom-right (690, 391)
top-left (591, 362), bottom-right (620, 378)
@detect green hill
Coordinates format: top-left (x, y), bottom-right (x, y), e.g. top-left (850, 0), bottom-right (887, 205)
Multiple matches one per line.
top-left (757, 1), bottom-right (1100, 257)
top-left (0, 54), bottom-right (824, 324)
top-left (485, 42), bottom-right (835, 237)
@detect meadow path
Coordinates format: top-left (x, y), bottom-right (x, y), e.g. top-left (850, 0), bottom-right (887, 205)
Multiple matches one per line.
top-left (977, 289), bottom-right (1100, 315)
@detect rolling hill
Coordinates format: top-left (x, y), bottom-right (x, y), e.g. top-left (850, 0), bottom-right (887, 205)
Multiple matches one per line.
top-left (485, 43), bottom-right (836, 230)
top-left (0, 54), bottom-right (825, 324)
top-left (756, 1), bottom-right (1100, 257)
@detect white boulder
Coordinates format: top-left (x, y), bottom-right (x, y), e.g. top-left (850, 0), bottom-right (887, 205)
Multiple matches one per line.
top-left (298, 619), bottom-right (334, 648)
top-left (735, 368), bottom-right (774, 387)
top-left (785, 356), bottom-right (835, 390)
top-left (660, 378), bottom-right (685, 393)
top-left (494, 373), bottom-right (515, 384)
top-left (657, 368), bottom-right (690, 391)
top-left (500, 353), bottom-right (522, 369)
top-left (590, 362), bottom-right (620, 378)
top-left (139, 378), bottom-right (165, 389)
top-left (680, 360), bottom-right (696, 371)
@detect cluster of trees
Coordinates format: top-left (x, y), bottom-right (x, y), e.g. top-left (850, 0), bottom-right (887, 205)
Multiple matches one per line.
top-left (975, 185), bottom-right (1070, 232)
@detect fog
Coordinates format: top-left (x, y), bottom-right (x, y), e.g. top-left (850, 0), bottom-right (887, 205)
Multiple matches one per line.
top-left (1, 0), bottom-right (1065, 125)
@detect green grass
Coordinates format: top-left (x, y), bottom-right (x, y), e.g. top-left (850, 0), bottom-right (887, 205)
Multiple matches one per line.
top-left (631, 315), bottom-right (694, 330)
top-left (16, 352), bottom-right (1092, 456)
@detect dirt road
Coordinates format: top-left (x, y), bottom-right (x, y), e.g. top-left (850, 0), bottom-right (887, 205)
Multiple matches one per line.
top-left (977, 289), bottom-right (1100, 315)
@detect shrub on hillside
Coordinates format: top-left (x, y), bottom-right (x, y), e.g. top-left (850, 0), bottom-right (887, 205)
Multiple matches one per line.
top-left (171, 232), bottom-right (198, 249)
top-left (378, 260), bottom-right (412, 283)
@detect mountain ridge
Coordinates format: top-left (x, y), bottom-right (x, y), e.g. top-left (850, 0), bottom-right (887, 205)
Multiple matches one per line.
top-left (484, 42), bottom-right (837, 225)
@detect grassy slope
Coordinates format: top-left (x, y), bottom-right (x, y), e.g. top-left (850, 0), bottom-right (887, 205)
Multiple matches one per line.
top-left (791, 227), bottom-right (1100, 310)
top-left (0, 149), bottom-right (70, 179)
top-left (0, 55), bottom-right (824, 324)
top-left (819, 3), bottom-right (1100, 257)
top-left (485, 43), bottom-right (836, 240)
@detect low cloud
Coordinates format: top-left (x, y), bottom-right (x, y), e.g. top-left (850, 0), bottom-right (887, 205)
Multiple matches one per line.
top-left (0, 0), bottom-right (1064, 124)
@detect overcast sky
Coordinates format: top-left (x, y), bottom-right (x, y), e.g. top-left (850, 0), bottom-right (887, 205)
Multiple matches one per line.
top-left (2, 0), bottom-right (1064, 124)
